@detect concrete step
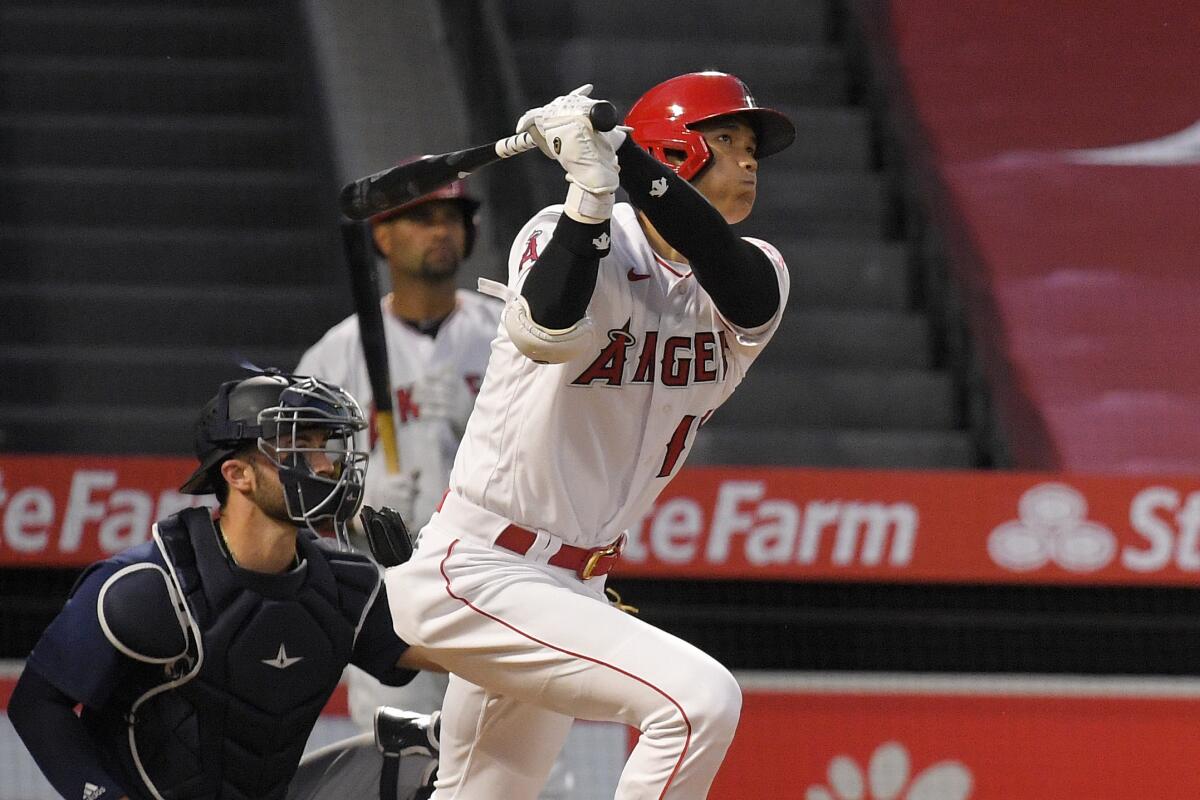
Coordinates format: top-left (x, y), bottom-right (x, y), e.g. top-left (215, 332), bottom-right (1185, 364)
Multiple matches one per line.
top-left (0, 56), bottom-right (293, 114)
top-left (0, 224), bottom-right (337, 285)
top-left (516, 38), bottom-right (848, 110)
top-left (0, 403), bottom-right (196, 455)
top-left (0, 284), bottom-right (348, 349)
top-left (503, 0), bottom-right (832, 43)
top-left (748, 168), bottom-right (889, 239)
top-left (773, 237), bottom-right (909, 311)
top-left (0, 113), bottom-right (306, 169)
top-left (688, 426), bottom-right (978, 469)
top-left (713, 368), bottom-right (960, 429)
top-left (0, 166), bottom-right (329, 227)
top-left (770, 104), bottom-right (872, 171)
top-left (0, 6), bottom-right (280, 59)
top-left (759, 310), bottom-right (933, 369)
top-left (0, 344), bottom-right (303, 406)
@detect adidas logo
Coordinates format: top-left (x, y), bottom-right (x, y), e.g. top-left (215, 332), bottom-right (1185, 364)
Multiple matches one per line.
top-left (83, 782), bottom-right (106, 800)
top-left (649, 177), bottom-right (668, 197)
top-left (592, 232), bottom-right (610, 250)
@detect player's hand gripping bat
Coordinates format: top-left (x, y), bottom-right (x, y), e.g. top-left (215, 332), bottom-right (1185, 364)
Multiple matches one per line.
top-left (339, 101), bottom-right (618, 220)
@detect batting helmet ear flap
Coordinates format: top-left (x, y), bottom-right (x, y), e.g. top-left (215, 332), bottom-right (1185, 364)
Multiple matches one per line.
top-left (628, 118), bottom-right (712, 180)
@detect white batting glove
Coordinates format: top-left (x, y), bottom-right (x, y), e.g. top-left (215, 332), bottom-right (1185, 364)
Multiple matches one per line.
top-left (516, 84), bottom-right (602, 158)
top-left (517, 86), bottom-right (620, 223)
top-left (363, 459), bottom-right (420, 523)
top-left (411, 369), bottom-right (475, 439)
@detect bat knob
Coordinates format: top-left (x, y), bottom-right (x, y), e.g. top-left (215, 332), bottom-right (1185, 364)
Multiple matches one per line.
top-left (589, 101), bottom-right (618, 133)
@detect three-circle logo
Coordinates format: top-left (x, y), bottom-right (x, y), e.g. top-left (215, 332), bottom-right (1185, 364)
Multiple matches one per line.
top-left (988, 483), bottom-right (1117, 572)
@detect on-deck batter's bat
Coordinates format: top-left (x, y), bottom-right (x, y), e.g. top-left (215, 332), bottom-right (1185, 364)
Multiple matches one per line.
top-left (339, 101), bottom-right (618, 221)
top-left (340, 219), bottom-right (402, 473)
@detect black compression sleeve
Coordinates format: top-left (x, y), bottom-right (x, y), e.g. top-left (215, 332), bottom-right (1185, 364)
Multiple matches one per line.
top-left (617, 138), bottom-right (780, 328)
top-left (8, 666), bottom-right (129, 800)
top-left (519, 215), bottom-right (610, 330)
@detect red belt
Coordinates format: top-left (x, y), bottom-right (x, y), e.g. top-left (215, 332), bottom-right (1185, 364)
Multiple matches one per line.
top-left (494, 525), bottom-right (624, 580)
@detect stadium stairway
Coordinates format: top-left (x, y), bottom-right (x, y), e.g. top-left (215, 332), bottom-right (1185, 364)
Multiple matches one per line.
top-left (497, 0), bottom-right (981, 468)
top-left (0, 0), bottom-right (347, 455)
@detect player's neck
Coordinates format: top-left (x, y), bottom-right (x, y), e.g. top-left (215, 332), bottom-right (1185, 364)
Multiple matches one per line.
top-left (385, 281), bottom-right (457, 326)
top-left (637, 214), bottom-right (687, 265)
top-left (217, 499), bottom-right (298, 574)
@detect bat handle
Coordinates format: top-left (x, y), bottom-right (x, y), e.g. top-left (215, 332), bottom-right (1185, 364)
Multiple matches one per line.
top-left (493, 101), bottom-right (619, 160)
top-left (375, 410), bottom-right (402, 474)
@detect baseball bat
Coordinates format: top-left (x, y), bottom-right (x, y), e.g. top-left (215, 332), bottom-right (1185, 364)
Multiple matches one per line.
top-left (340, 219), bottom-right (402, 473)
top-left (339, 101), bottom-right (618, 221)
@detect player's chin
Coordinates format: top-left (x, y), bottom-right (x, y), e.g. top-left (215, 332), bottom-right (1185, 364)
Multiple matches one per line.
top-left (419, 255), bottom-right (460, 281)
top-left (722, 194), bottom-right (755, 225)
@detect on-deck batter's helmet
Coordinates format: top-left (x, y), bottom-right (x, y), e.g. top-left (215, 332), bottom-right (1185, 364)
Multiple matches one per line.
top-left (625, 71), bottom-right (796, 181)
top-left (181, 372), bottom-right (369, 534)
top-left (369, 166), bottom-right (481, 257)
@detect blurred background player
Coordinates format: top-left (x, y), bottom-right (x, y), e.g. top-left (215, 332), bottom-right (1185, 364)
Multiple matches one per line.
top-left (7, 372), bottom-right (441, 800)
top-left (297, 177), bottom-right (499, 726)
top-left (384, 72), bottom-right (793, 799)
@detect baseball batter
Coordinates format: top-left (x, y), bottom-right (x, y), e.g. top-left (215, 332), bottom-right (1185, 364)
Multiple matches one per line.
top-left (385, 72), bottom-right (794, 799)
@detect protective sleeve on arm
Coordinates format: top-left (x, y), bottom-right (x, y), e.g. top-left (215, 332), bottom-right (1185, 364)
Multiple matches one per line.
top-left (8, 666), bottom-right (130, 800)
top-left (616, 138), bottom-right (780, 328)
top-left (519, 215), bottom-right (610, 330)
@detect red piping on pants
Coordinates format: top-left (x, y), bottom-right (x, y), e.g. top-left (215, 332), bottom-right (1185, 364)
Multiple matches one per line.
top-left (439, 539), bottom-right (691, 799)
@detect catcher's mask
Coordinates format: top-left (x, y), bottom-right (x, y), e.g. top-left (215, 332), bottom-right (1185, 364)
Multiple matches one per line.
top-left (181, 372), bottom-right (369, 544)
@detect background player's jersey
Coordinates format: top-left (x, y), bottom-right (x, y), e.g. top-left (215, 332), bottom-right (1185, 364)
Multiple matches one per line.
top-left (297, 290), bottom-right (500, 529)
top-left (449, 202), bottom-right (789, 549)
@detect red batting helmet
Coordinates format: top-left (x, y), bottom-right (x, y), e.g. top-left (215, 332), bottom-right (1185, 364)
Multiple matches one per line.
top-left (369, 168), bottom-right (481, 256)
top-left (625, 71), bottom-right (795, 180)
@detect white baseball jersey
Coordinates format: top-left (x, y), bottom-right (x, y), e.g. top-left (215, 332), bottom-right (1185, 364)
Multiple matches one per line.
top-left (297, 290), bottom-right (501, 529)
top-left (447, 201), bottom-right (789, 549)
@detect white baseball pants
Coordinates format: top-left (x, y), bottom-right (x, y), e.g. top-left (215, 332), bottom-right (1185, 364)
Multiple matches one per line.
top-left (384, 523), bottom-right (741, 800)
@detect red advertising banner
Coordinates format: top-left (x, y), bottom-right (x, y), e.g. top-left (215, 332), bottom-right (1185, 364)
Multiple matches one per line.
top-left (713, 672), bottom-right (1200, 800)
top-left (4, 455), bottom-right (1200, 585)
top-left (616, 466), bottom-right (1200, 585)
top-left (0, 454), bottom-right (206, 567)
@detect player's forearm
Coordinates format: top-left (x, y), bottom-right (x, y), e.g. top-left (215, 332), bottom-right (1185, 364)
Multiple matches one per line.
top-left (519, 215), bottom-right (606, 329)
top-left (9, 666), bottom-right (130, 800)
top-left (617, 139), bottom-right (779, 328)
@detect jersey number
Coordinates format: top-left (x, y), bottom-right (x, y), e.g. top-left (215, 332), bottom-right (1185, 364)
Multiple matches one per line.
top-left (657, 415), bottom-right (697, 477)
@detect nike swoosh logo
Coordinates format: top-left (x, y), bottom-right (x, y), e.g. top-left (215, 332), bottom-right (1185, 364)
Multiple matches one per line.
top-left (627, 269), bottom-right (651, 282)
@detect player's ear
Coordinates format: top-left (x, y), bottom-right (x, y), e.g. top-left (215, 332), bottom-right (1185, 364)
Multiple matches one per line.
top-left (220, 456), bottom-right (254, 493)
top-left (371, 223), bottom-right (392, 258)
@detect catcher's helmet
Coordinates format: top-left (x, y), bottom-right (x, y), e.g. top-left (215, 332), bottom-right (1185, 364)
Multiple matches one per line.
top-left (181, 373), bottom-right (369, 535)
top-left (369, 168), bottom-right (481, 257)
top-left (625, 71), bottom-right (795, 180)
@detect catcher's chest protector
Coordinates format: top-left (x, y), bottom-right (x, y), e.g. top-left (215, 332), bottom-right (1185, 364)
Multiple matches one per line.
top-left (122, 509), bottom-right (379, 800)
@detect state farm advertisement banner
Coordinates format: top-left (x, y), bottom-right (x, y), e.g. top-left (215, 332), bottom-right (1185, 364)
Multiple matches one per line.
top-left (4, 455), bottom-right (1200, 585)
top-left (616, 466), bottom-right (1200, 585)
top-left (715, 673), bottom-right (1200, 799)
top-left (0, 454), bottom-right (206, 567)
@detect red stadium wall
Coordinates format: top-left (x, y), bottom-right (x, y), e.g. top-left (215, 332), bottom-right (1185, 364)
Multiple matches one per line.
top-left (7, 456), bottom-right (1200, 797)
top-left (860, 1), bottom-right (1200, 473)
top-left (6, 455), bottom-right (1200, 585)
